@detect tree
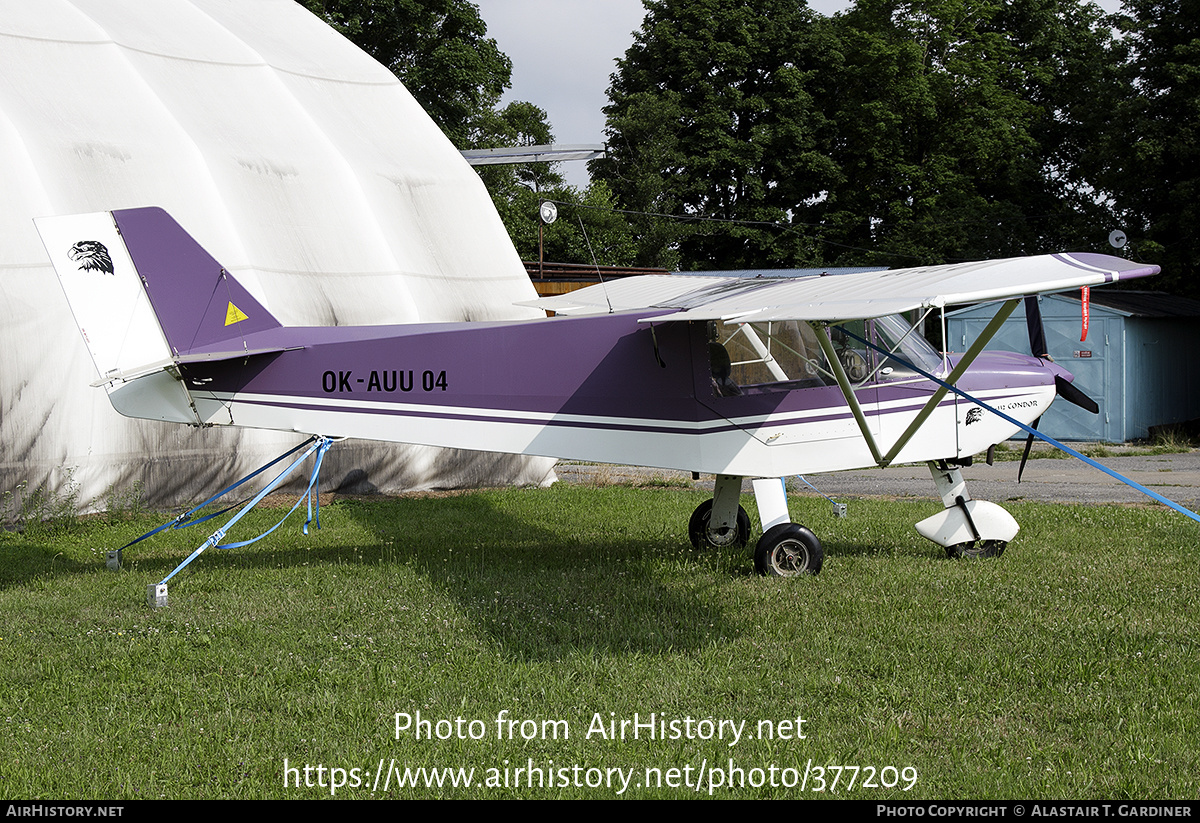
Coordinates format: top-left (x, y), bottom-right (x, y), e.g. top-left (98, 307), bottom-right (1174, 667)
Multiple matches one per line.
top-left (1101, 0), bottom-right (1200, 295)
top-left (533, 180), bottom-right (638, 267)
top-left (473, 100), bottom-right (565, 258)
top-left (471, 102), bottom-right (636, 267)
top-left (598, 0), bottom-right (1129, 272)
top-left (299, 0), bottom-right (512, 147)
top-left (472, 101), bottom-right (566, 207)
top-left (822, 0), bottom-right (1127, 266)
top-left (595, 0), bottom-right (841, 270)
top-left (302, 0), bottom-right (636, 266)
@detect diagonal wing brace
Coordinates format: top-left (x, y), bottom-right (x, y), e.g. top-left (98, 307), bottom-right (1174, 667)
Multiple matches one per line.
top-left (811, 298), bottom-right (1020, 469)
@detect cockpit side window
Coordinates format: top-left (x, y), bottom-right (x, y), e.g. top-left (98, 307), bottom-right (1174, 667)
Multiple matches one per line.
top-left (706, 314), bottom-right (941, 397)
top-left (868, 315), bottom-right (943, 383)
top-left (707, 319), bottom-right (833, 396)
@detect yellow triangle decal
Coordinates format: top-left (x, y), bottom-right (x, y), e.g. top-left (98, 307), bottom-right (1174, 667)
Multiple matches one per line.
top-left (225, 302), bottom-right (249, 326)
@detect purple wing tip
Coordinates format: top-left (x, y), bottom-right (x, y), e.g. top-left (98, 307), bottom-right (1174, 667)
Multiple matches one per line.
top-left (1066, 252), bottom-right (1161, 282)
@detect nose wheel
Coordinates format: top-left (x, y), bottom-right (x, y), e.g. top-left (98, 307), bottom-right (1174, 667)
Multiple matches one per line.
top-left (917, 462), bottom-right (1019, 556)
top-left (945, 539), bottom-right (1006, 559)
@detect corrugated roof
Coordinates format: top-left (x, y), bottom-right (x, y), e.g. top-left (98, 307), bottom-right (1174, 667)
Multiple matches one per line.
top-left (1070, 290), bottom-right (1200, 318)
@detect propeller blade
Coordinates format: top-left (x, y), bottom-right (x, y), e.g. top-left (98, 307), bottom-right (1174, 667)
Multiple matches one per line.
top-left (1017, 417), bottom-right (1040, 483)
top-left (1024, 295), bottom-right (1049, 359)
top-left (1054, 374), bottom-right (1100, 414)
top-left (1018, 377), bottom-right (1097, 483)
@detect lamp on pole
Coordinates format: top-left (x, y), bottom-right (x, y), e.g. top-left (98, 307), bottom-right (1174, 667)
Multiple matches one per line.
top-left (537, 200), bottom-right (557, 279)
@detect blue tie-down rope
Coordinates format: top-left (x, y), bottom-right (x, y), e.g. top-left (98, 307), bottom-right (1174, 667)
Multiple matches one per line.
top-left (796, 475), bottom-right (839, 505)
top-left (147, 436), bottom-right (335, 586)
top-left (795, 475), bottom-right (848, 518)
top-left (839, 327), bottom-right (1200, 526)
top-left (116, 436), bottom-right (321, 554)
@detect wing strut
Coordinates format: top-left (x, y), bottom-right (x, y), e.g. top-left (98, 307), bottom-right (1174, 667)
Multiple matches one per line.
top-left (879, 299), bottom-right (1019, 467)
top-left (844, 328), bottom-right (1200, 527)
top-left (811, 321), bottom-right (885, 466)
top-left (812, 298), bottom-right (1020, 469)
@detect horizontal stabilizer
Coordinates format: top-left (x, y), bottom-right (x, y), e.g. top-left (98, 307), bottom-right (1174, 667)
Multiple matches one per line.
top-left (88, 347), bottom-right (299, 388)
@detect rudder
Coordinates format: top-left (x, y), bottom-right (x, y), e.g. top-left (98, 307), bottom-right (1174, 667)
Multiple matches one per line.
top-left (35, 207), bottom-right (282, 425)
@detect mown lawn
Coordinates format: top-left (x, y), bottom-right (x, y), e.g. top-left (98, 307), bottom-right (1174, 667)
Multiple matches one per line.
top-left (1, 482), bottom-right (1196, 798)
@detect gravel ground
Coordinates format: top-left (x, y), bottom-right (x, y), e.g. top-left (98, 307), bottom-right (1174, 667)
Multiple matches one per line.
top-left (555, 446), bottom-right (1200, 512)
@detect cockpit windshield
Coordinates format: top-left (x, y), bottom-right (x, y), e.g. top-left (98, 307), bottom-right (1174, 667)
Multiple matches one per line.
top-left (707, 314), bottom-right (943, 397)
top-left (867, 314), bottom-right (944, 381)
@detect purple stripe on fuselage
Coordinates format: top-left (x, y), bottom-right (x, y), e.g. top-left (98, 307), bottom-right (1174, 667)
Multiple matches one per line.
top-left (182, 313), bottom-right (1056, 430)
top-left (209, 394), bottom-right (749, 435)
top-left (212, 381), bottom-right (1037, 438)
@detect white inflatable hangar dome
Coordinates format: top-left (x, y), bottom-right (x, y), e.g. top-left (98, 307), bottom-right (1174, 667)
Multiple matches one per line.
top-left (0, 0), bottom-right (554, 509)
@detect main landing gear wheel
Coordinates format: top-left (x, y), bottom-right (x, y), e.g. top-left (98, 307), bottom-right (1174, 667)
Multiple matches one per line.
top-left (688, 499), bottom-right (751, 550)
top-left (945, 540), bottom-right (1007, 559)
top-left (754, 523), bottom-right (823, 577)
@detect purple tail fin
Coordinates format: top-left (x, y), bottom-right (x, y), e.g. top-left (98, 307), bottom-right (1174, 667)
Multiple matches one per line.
top-left (112, 207), bottom-right (281, 357)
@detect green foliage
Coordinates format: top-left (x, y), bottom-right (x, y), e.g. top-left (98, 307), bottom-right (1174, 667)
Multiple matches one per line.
top-left (471, 100), bottom-right (564, 194)
top-left (597, 0), bottom-right (1191, 282)
top-left (104, 481), bottom-right (146, 524)
top-left (473, 103), bottom-right (637, 266)
top-left (298, 0), bottom-right (1199, 290)
top-left (470, 99), bottom-right (566, 256)
top-left (596, 0), bottom-right (840, 269)
top-left (821, 0), bottom-right (1125, 266)
top-left (1098, 0), bottom-right (1200, 295)
top-left (503, 180), bottom-right (638, 267)
top-left (299, 0), bottom-right (513, 147)
top-left (2, 469), bottom-right (82, 533)
top-left (300, 1), bottom-right (638, 265)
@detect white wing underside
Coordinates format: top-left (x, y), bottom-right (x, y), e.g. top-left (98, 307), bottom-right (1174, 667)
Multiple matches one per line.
top-left (519, 253), bottom-right (1159, 322)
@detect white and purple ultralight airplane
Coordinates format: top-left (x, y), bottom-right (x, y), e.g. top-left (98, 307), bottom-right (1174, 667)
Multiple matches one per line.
top-left (36, 207), bottom-right (1158, 577)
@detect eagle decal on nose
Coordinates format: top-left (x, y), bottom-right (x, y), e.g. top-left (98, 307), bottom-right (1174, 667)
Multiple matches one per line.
top-left (68, 240), bottom-right (114, 275)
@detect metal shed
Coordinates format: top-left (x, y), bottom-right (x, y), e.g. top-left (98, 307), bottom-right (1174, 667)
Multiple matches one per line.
top-left (946, 291), bottom-right (1200, 442)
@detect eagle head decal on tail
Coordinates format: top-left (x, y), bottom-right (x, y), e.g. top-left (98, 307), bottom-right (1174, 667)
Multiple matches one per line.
top-left (68, 240), bottom-right (114, 274)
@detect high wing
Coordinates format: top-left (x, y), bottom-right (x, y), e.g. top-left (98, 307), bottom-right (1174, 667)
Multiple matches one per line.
top-left (520, 253), bottom-right (1160, 322)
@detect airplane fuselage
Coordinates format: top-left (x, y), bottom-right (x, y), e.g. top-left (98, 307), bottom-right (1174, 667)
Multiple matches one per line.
top-left (171, 311), bottom-right (1061, 478)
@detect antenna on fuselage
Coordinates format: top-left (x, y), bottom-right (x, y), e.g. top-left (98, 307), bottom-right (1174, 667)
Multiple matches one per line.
top-left (577, 213), bottom-right (614, 314)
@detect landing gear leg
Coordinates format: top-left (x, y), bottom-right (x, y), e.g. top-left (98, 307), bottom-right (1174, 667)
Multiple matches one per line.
top-left (751, 478), bottom-right (823, 576)
top-left (688, 474), bottom-right (750, 549)
top-left (915, 461), bottom-right (1018, 558)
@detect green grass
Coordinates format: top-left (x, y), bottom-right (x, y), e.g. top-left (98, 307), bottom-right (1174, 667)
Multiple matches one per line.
top-left (0, 484), bottom-right (1197, 798)
top-left (989, 434), bottom-right (1198, 463)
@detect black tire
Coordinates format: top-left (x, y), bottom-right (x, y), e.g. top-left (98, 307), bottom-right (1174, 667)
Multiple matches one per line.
top-left (688, 499), bottom-right (751, 550)
top-left (945, 540), bottom-right (1007, 559)
top-left (754, 523), bottom-right (823, 577)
